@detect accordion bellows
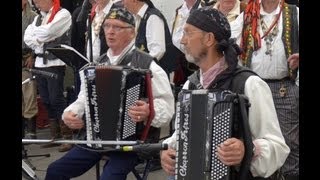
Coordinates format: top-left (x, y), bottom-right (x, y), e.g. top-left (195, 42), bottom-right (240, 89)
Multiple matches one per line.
top-left (80, 65), bottom-right (148, 148)
top-left (175, 89), bottom-right (236, 180)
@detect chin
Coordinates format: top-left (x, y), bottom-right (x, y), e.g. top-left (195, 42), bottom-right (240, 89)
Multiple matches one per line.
top-left (185, 54), bottom-right (196, 64)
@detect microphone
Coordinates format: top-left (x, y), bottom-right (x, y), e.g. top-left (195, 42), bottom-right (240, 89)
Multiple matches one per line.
top-left (121, 143), bottom-right (168, 153)
top-left (76, 0), bottom-right (90, 23)
top-left (28, 69), bottom-right (58, 79)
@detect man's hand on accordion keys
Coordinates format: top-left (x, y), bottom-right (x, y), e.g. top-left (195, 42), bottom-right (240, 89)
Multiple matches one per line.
top-left (128, 100), bottom-right (150, 122)
top-left (62, 111), bottom-right (84, 129)
top-left (216, 137), bottom-right (245, 166)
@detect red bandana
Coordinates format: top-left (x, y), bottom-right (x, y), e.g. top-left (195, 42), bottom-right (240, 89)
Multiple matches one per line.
top-left (47, 0), bottom-right (60, 23)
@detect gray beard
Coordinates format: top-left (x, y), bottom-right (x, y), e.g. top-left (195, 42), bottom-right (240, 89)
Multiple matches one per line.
top-left (185, 49), bottom-right (207, 65)
top-left (185, 53), bottom-right (196, 64)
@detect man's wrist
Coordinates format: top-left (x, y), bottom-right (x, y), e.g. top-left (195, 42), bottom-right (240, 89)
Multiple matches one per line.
top-left (252, 141), bottom-right (259, 160)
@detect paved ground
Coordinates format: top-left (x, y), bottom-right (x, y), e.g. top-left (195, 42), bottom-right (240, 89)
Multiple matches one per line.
top-left (22, 125), bottom-right (172, 180)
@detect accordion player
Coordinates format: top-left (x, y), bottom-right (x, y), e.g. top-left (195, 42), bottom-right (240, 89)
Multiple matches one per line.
top-left (175, 89), bottom-right (253, 180)
top-left (80, 65), bottom-right (153, 148)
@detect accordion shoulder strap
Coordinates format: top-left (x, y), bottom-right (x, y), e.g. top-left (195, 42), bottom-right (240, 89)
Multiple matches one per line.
top-left (237, 94), bottom-right (254, 180)
top-left (121, 49), bottom-right (153, 69)
top-left (140, 72), bottom-right (154, 141)
top-left (230, 66), bottom-right (258, 94)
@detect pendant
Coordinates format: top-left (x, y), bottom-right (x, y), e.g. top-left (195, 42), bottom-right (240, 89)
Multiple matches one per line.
top-left (279, 85), bottom-right (287, 97)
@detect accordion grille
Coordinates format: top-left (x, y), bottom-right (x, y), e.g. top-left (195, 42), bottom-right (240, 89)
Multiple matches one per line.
top-left (122, 84), bottom-right (141, 139)
top-left (211, 107), bottom-right (231, 180)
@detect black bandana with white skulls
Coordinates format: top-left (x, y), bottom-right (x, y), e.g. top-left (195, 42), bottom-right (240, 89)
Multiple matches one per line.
top-left (187, 7), bottom-right (231, 42)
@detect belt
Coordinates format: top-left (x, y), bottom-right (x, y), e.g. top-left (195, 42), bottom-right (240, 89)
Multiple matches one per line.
top-left (263, 76), bottom-right (291, 83)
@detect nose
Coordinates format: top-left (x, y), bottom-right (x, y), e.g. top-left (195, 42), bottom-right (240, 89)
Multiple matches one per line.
top-left (180, 35), bottom-right (187, 45)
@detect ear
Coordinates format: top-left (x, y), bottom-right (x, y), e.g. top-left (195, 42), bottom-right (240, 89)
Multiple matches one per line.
top-left (205, 32), bottom-right (216, 47)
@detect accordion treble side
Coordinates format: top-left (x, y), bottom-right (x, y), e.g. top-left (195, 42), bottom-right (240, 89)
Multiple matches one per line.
top-left (175, 90), bottom-right (237, 180)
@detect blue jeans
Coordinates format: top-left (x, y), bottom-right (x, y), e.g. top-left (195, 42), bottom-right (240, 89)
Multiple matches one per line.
top-left (45, 145), bottom-right (139, 180)
top-left (36, 66), bottom-right (66, 119)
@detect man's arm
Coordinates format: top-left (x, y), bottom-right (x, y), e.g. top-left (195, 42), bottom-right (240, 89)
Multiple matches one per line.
top-left (146, 15), bottom-right (166, 61)
top-left (25, 9), bottom-right (72, 47)
top-left (62, 70), bottom-right (87, 120)
top-left (245, 76), bottom-right (290, 177)
top-left (34, 9), bottom-right (72, 43)
top-left (148, 61), bottom-right (175, 127)
top-left (24, 15), bottom-right (42, 51)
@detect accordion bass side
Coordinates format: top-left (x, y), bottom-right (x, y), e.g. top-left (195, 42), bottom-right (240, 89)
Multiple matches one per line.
top-left (175, 90), bottom-right (237, 180)
top-left (80, 65), bottom-right (150, 148)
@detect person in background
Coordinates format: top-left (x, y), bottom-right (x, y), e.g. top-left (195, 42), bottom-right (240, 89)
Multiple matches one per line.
top-left (122, 0), bottom-right (176, 76)
top-left (69, 0), bottom-right (95, 97)
top-left (161, 7), bottom-right (289, 180)
top-left (231, 0), bottom-right (299, 179)
top-left (45, 7), bottom-right (174, 180)
top-left (213, 0), bottom-right (247, 22)
top-left (24, 0), bottom-right (73, 152)
top-left (22, 0), bottom-right (38, 139)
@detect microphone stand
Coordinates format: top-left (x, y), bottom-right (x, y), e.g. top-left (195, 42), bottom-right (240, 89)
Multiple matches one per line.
top-left (75, 0), bottom-right (92, 63)
top-left (88, 12), bottom-right (93, 64)
top-left (22, 159), bottom-right (39, 180)
top-left (22, 76), bottom-right (50, 180)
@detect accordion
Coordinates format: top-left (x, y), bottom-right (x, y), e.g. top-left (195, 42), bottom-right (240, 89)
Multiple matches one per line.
top-left (175, 89), bottom-right (241, 180)
top-left (80, 65), bottom-right (152, 148)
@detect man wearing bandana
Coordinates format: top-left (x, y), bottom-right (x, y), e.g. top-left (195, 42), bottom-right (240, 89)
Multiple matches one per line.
top-left (161, 7), bottom-right (289, 180)
top-left (85, 0), bottom-right (122, 63)
top-left (45, 7), bottom-right (174, 180)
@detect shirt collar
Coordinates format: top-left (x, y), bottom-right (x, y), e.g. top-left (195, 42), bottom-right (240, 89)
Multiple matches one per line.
top-left (136, 3), bottom-right (149, 19)
top-left (107, 40), bottom-right (136, 65)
